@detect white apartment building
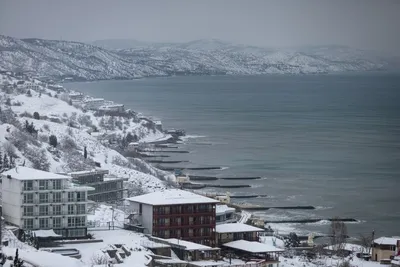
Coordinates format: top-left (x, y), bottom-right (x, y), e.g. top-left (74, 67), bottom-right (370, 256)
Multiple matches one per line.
top-left (83, 98), bottom-right (105, 110)
top-left (1, 167), bottom-right (94, 238)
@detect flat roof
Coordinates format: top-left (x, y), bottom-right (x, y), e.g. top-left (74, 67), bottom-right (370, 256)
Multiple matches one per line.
top-left (68, 169), bottom-right (109, 176)
top-left (374, 237), bottom-right (400, 246)
top-left (126, 189), bottom-right (219, 205)
top-left (165, 238), bottom-right (219, 251)
top-left (216, 223), bottom-right (264, 233)
top-left (155, 259), bottom-right (187, 264)
top-left (223, 240), bottom-right (284, 253)
top-left (1, 167), bottom-right (71, 180)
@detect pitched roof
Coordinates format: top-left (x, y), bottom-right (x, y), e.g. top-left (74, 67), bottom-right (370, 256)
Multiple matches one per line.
top-left (374, 237), bottom-right (400, 246)
top-left (216, 223), bottom-right (264, 233)
top-left (126, 189), bottom-right (219, 205)
top-left (1, 167), bottom-right (71, 180)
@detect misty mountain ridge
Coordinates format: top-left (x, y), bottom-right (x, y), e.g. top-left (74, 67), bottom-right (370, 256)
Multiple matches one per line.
top-left (0, 35), bottom-right (393, 81)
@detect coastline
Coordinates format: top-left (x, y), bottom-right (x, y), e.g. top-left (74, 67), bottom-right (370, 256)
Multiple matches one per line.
top-left (69, 75), bottom-right (400, 240)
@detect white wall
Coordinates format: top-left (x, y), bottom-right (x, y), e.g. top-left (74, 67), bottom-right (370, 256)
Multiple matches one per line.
top-left (1, 177), bottom-right (23, 226)
top-left (142, 204), bottom-right (153, 234)
top-left (129, 201), bottom-right (153, 234)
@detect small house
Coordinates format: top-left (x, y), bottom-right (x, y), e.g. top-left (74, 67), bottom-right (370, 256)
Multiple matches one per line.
top-left (372, 236), bottom-right (400, 262)
top-left (216, 223), bottom-right (264, 247)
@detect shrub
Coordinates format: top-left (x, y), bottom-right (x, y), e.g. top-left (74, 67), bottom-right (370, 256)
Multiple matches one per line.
top-left (33, 112), bottom-right (40, 120)
top-left (43, 124), bottom-right (50, 131)
top-left (20, 111), bottom-right (33, 118)
top-left (25, 147), bottom-right (50, 171)
top-left (61, 136), bottom-right (77, 151)
top-left (2, 141), bottom-right (18, 158)
top-left (38, 134), bottom-right (49, 143)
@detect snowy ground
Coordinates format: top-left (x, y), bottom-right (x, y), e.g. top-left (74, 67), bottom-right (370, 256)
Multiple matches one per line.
top-left (0, 72), bottom-right (175, 193)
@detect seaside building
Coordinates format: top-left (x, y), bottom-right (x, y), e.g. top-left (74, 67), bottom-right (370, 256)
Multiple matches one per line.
top-left (67, 169), bottom-right (125, 203)
top-left (1, 167), bottom-right (94, 238)
top-left (84, 98), bottom-right (105, 110)
top-left (215, 223), bottom-right (264, 247)
top-left (68, 92), bottom-right (84, 101)
top-left (372, 236), bottom-right (400, 262)
top-left (216, 204), bottom-right (236, 224)
top-left (98, 104), bottom-right (125, 113)
top-left (126, 189), bottom-right (219, 247)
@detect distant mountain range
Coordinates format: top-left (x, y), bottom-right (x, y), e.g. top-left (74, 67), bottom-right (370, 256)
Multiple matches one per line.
top-left (0, 35), bottom-right (396, 81)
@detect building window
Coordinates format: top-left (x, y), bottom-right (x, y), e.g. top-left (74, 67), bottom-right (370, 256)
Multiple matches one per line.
top-left (23, 193), bottom-right (34, 204)
top-left (39, 193), bottom-right (49, 203)
top-left (76, 204), bottom-right (86, 215)
top-left (24, 219), bottom-right (33, 229)
top-left (23, 206), bottom-right (33, 216)
top-left (53, 217), bottom-right (62, 228)
top-left (39, 180), bottom-right (49, 190)
top-left (53, 180), bottom-right (62, 190)
top-left (68, 192), bottom-right (75, 202)
top-left (68, 204), bottom-right (75, 215)
top-left (39, 206), bottom-right (49, 216)
top-left (76, 192), bottom-right (86, 202)
top-left (39, 218), bottom-right (49, 229)
top-left (75, 216), bottom-right (86, 227)
top-left (68, 217), bottom-right (75, 227)
top-left (53, 192), bottom-right (62, 203)
top-left (53, 205), bottom-right (62, 215)
top-left (23, 181), bottom-right (33, 191)
top-left (68, 228), bottom-right (85, 237)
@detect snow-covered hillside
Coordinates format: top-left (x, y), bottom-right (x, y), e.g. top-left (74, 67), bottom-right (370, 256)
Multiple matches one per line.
top-left (0, 73), bottom-right (173, 193)
top-left (0, 35), bottom-right (391, 81)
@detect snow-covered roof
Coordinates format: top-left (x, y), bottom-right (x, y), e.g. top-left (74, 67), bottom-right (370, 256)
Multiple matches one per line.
top-left (33, 229), bottom-right (61, 238)
top-left (223, 240), bottom-right (284, 253)
top-left (1, 167), bottom-right (71, 180)
top-left (374, 237), bottom-right (400, 246)
top-left (126, 189), bottom-right (219, 205)
top-left (68, 169), bottom-right (109, 176)
top-left (155, 258), bottom-right (188, 264)
top-left (216, 204), bottom-right (235, 215)
top-left (2, 247), bottom-right (85, 267)
top-left (165, 238), bottom-right (219, 251)
top-left (84, 98), bottom-right (104, 102)
top-left (216, 223), bottom-right (264, 233)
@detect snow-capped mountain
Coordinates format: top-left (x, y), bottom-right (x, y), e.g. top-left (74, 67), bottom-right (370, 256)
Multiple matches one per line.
top-left (0, 35), bottom-right (391, 81)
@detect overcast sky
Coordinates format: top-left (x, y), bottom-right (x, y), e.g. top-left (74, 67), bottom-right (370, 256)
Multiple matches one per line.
top-left (0, 0), bottom-right (399, 55)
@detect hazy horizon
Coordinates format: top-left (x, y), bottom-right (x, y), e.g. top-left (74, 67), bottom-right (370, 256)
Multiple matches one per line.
top-left (1, 0), bottom-right (400, 55)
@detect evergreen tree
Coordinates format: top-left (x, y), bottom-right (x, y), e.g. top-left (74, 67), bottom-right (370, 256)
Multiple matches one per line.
top-left (26, 89), bottom-right (32, 97)
top-left (84, 146), bottom-right (87, 159)
top-left (9, 154), bottom-right (14, 168)
top-left (0, 150), bottom-right (3, 169)
top-left (49, 135), bottom-right (58, 147)
top-left (69, 99), bottom-right (73, 105)
top-left (3, 154), bottom-right (9, 169)
top-left (13, 249), bottom-right (24, 267)
top-left (33, 111), bottom-right (40, 120)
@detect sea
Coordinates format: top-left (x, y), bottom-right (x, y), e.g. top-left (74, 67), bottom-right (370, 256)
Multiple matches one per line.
top-left (74, 73), bottom-right (400, 239)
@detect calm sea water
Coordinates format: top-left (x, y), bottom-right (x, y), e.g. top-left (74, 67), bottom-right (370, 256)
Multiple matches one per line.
top-left (74, 74), bottom-right (400, 238)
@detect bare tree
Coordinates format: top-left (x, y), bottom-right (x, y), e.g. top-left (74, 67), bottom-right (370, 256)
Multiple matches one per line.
top-left (125, 180), bottom-right (145, 197)
top-left (329, 218), bottom-right (348, 256)
top-left (359, 233), bottom-right (373, 255)
top-left (2, 141), bottom-right (18, 158)
top-left (91, 253), bottom-right (110, 266)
